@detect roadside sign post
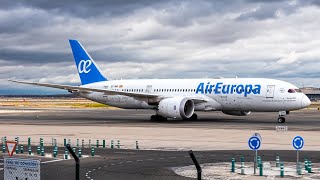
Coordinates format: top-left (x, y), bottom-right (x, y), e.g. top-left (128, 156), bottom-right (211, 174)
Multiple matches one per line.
top-left (292, 136), bottom-right (304, 174)
top-left (4, 157), bottom-right (40, 180)
top-left (6, 141), bottom-right (17, 156)
top-left (248, 136), bottom-right (261, 174)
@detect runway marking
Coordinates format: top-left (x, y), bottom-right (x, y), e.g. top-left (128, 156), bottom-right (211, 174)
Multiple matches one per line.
top-left (41, 159), bottom-right (65, 164)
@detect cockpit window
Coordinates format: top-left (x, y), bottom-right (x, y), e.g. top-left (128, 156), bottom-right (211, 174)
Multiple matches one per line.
top-left (288, 89), bottom-right (296, 93)
top-left (295, 89), bottom-right (303, 93)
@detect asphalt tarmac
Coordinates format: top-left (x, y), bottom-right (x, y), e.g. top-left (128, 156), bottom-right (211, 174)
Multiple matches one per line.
top-left (1, 148), bottom-right (319, 180)
top-left (0, 108), bottom-right (319, 131)
top-left (0, 108), bottom-right (319, 179)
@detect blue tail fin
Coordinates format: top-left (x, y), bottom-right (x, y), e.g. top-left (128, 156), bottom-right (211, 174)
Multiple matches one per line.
top-left (69, 40), bottom-right (107, 85)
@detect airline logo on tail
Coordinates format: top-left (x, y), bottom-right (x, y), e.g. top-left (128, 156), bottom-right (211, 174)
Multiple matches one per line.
top-left (78, 60), bottom-right (92, 73)
top-left (69, 39), bottom-right (108, 85)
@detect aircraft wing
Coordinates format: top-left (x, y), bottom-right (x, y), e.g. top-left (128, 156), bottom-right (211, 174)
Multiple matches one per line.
top-left (8, 80), bottom-right (159, 98)
top-left (9, 80), bottom-right (209, 103)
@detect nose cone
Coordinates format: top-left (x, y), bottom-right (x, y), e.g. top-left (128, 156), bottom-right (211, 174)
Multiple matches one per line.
top-left (301, 95), bottom-right (311, 108)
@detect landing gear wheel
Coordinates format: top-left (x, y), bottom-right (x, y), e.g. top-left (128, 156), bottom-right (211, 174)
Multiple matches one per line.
top-left (150, 115), bottom-right (156, 121)
top-left (278, 117), bottom-right (285, 123)
top-left (150, 115), bottom-right (167, 122)
top-left (190, 114), bottom-right (198, 120)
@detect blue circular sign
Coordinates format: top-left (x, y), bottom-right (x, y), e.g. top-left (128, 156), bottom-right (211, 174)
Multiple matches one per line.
top-left (248, 136), bottom-right (261, 150)
top-left (292, 136), bottom-right (304, 150)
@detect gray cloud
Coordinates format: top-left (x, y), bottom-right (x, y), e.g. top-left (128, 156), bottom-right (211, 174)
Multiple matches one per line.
top-left (1, 0), bottom-right (320, 94)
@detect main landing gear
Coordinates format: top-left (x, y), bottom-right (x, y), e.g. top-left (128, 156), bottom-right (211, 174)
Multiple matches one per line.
top-left (150, 115), bottom-right (167, 121)
top-left (150, 113), bottom-right (198, 121)
top-left (277, 111), bottom-right (288, 123)
top-left (185, 114), bottom-right (198, 121)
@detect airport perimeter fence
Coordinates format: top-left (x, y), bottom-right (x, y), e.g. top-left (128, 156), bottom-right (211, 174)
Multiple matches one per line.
top-left (0, 136), bottom-right (143, 180)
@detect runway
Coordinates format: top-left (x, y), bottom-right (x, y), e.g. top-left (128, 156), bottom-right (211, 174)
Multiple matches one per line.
top-left (0, 108), bottom-right (319, 131)
top-left (0, 108), bottom-right (319, 179)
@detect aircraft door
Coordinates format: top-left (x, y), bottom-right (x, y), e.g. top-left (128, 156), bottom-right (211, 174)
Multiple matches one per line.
top-left (266, 85), bottom-right (275, 98)
top-left (146, 85), bottom-right (152, 93)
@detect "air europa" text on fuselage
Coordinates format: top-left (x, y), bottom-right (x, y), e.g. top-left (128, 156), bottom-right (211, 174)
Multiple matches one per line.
top-left (196, 82), bottom-right (261, 97)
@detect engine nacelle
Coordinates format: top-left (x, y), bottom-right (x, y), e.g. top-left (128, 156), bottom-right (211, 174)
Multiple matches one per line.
top-left (222, 110), bottom-right (251, 116)
top-left (157, 97), bottom-right (194, 119)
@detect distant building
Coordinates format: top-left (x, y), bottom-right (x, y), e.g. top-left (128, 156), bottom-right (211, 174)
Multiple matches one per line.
top-left (301, 87), bottom-right (320, 102)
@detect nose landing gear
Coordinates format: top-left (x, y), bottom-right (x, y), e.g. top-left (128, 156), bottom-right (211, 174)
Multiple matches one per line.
top-left (278, 117), bottom-right (285, 123)
top-left (278, 111), bottom-right (287, 123)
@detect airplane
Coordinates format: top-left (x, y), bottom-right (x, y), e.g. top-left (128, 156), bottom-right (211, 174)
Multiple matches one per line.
top-left (9, 40), bottom-right (311, 123)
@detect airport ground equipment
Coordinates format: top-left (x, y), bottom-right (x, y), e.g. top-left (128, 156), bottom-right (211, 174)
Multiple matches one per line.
top-left (53, 147), bottom-right (57, 158)
top-left (15, 137), bottom-right (19, 146)
top-left (304, 159), bottom-right (308, 170)
top-left (231, 158), bottom-right (235, 172)
top-left (66, 144), bottom-right (80, 180)
top-left (64, 149), bottom-right (68, 159)
top-left (82, 139), bottom-right (84, 148)
top-left (111, 140), bottom-right (114, 148)
top-left (96, 140), bottom-right (99, 148)
top-left (307, 160), bottom-right (312, 173)
top-left (259, 161), bottom-right (263, 176)
top-left (91, 147), bottom-right (95, 156)
top-left (241, 156), bottom-right (245, 175)
top-left (136, 141), bottom-right (139, 149)
top-left (280, 162), bottom-right (284, 177)
top-left (297, 162), bottom-right (302, 175)
top-left (78, 148), bottom-right (82, 158)
top-left (103, 140), bottom-right (106, 148)
top-left (37, 146), bottom-right (40, 154)
top-left (40, 138), bottom-right (43, 147)
top-left (276, 156), bottom-right (280, 167)
top-left (41, 146), bottom-right (44, 156)
top-left (117, 140), bottom-right (120, 148)
top-left (89, 139), bottom-right (91, 147)
top-left (189, 150), bottom-right (202, 180)
top-left (64, 138), bottom-right (67, 146)
top-left (15, 145), bottom-right (19, 154)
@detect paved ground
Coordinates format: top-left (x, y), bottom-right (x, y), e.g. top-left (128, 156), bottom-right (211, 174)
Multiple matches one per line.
top-left (0, 148), bottom-right (319, 180)
top-left (0, 107), bottom-right (318, 131)
top-left (0, 108), bottom-right (319, 179)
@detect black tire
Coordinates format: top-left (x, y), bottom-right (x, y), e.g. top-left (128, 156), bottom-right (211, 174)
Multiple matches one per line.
top-left (150, 115), bottom-right (156, 121)
top-left (278, 117), bottom-right (285, 123)
top-left (190, 114), bottom-right (198, 120)
top-left (151, 115), bottom-right (167, 122)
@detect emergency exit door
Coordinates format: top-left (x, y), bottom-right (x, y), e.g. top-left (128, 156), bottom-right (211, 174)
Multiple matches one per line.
top-left (266, 85), bottom-right (275, 98)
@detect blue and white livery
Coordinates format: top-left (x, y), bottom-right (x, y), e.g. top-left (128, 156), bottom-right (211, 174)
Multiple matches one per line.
top-left (9, 40), bottom-right (311, 123)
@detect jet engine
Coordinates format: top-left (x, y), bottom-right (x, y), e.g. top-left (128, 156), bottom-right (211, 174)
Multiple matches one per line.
top-left (222, 110), bottom-right (251, 116)
top-left (157, 97), bottom-right (194, 119)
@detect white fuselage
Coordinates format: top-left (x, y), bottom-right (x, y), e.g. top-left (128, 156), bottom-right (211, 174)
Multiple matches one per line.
top-left (78, 78), bottom-right (310, 112)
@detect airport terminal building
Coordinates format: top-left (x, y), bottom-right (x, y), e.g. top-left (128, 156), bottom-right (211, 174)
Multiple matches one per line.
top-left (301, 87), bottom-right (320, 102)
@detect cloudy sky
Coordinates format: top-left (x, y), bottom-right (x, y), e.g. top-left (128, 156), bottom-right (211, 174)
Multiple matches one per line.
top-left (1, 0), bottom-right (320, 94)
